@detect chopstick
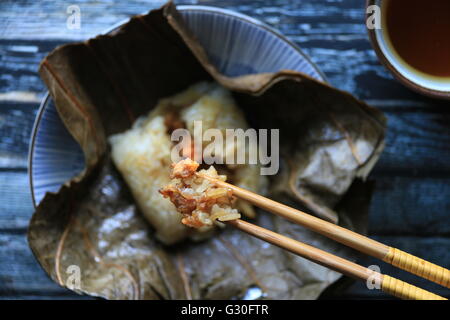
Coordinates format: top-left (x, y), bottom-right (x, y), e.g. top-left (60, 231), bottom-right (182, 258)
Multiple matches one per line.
top-left (196, 172), bottom-right (450, 289)
top-left (225, 219), bottom-right (446, 300)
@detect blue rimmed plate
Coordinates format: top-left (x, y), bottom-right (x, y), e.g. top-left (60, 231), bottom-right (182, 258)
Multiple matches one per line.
top-left (29, 5), bottom-right (327, 206)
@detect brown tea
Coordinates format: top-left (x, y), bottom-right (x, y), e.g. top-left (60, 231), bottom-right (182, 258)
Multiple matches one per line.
top-left (384, 0), bottom-right (450, 78)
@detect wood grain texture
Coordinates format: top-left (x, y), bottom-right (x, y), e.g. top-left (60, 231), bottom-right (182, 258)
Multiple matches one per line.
top-left (0, 0), bottom-right (448, 299)
top-left (1, 172), bottom-right (450, 236)
top-left (0, 232), bottom-right (447, 299)
top-left (0, 171), bottom-right (33, 230)
top-left (1, 98), bottom-right (449, 174)
top-left (0, 232), bottom-right (88, 297)
top-left (0, 103), bottom-right (38, 169)
top-left (0, 0), bottom-right (440, 99)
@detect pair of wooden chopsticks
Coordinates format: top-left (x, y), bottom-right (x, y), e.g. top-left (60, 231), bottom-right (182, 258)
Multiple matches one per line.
top-left (196, 172), bottom-right (449, 300)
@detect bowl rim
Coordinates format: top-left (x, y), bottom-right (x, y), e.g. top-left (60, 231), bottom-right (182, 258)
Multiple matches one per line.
top-left (28, 5), bottom-right (328, 208)
top-left (365, 0), bottom-right (450, 100)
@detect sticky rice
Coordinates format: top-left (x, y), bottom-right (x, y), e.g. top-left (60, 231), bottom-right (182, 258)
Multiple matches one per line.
top-left (160, 159), bottom-right (240, 230)
top-left (109, 82), bottom-right (267, 245)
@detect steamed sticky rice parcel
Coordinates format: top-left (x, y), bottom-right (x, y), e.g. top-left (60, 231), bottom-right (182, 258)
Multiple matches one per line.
top-left (109, 82), bottom-right (267, 245)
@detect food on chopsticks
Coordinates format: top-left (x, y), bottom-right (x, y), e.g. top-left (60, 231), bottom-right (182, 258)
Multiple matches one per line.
top-left (160, 158), bottom-right (240, 229)
top-left (109, 82), bottom-right (267, 245)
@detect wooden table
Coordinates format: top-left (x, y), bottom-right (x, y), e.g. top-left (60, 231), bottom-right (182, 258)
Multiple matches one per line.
top-left (0, 0), bottom-right (448, 300)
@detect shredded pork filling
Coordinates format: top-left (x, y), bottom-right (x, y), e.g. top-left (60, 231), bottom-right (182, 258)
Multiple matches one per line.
top-left (160, 159), bottom-right (241, 228)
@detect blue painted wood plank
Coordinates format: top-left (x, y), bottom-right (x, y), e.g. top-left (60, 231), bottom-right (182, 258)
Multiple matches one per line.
top-left (0, 0), bottom-right (448, 300)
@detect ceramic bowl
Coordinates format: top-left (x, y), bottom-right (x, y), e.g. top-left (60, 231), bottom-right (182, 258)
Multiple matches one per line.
top-left (29, 5), bottom-right (326, 205)
top-left (366, 0), bottom-right (450, 99)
